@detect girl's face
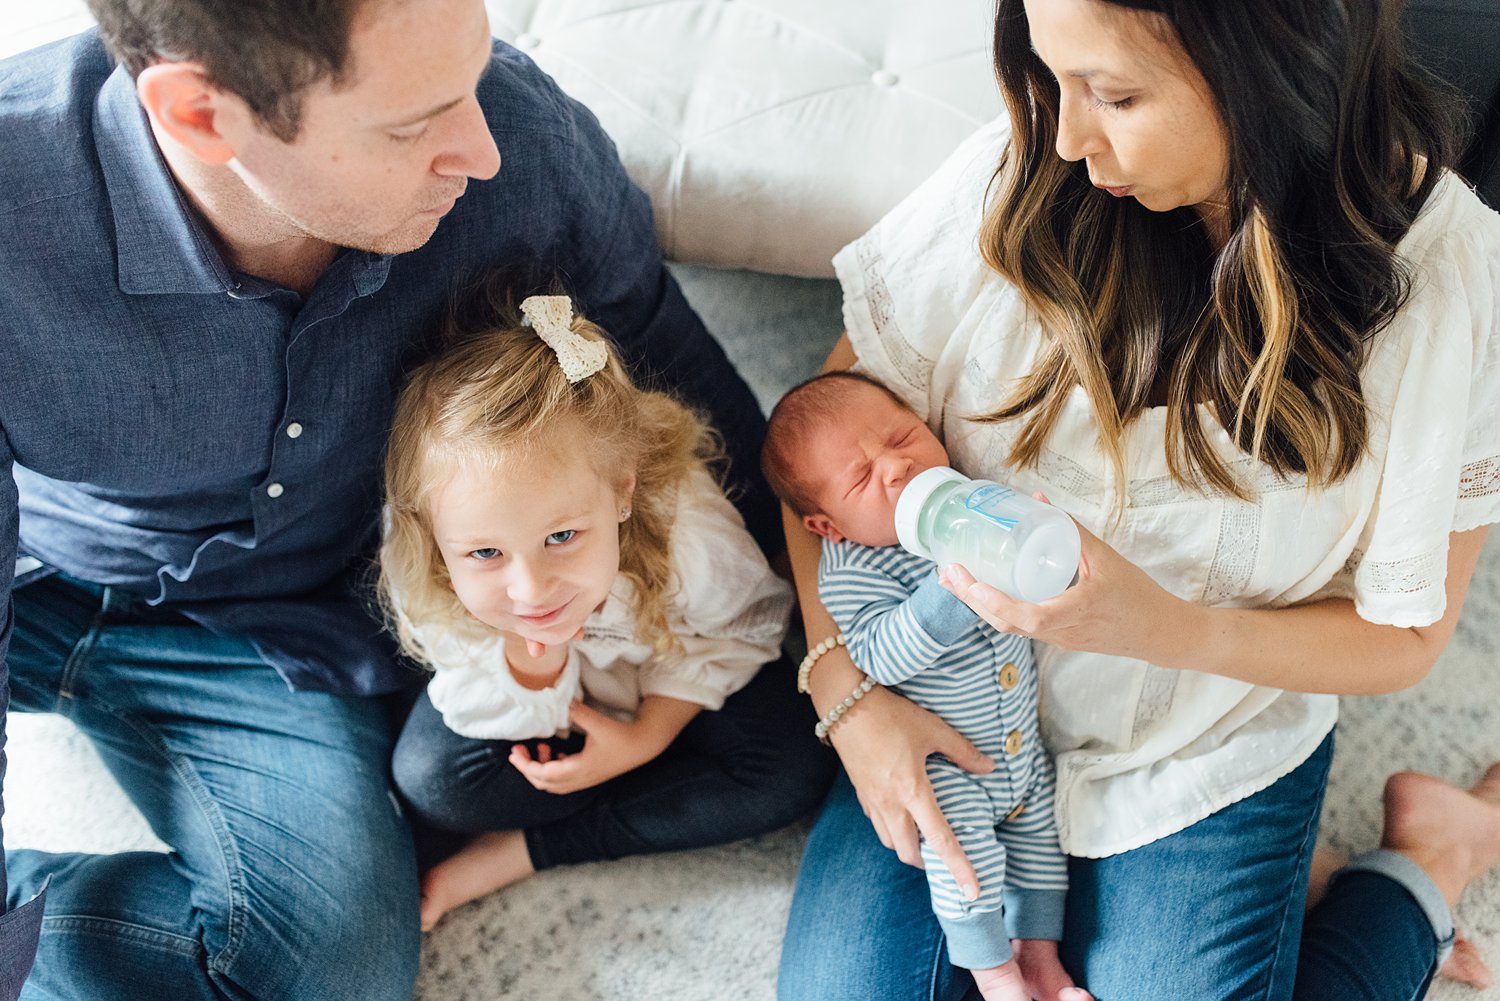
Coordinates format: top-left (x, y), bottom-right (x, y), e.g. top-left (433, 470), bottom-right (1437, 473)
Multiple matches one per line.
top-left (1023, 0), bottom-right (1230, 227)
top-left (429, 437), bottom-right (633, 648)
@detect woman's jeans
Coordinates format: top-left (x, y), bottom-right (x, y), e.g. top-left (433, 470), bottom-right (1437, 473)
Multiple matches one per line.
top-left (779, 732), bottom-right (1448, 1001)
top-left (4, 574), bottom-right (421, 1001)
top-left (393, 657), bottom-right (836, 869)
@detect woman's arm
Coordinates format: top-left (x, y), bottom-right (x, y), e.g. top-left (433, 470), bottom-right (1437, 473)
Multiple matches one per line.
top-left (943, 522), bottom-right (1490, 695)
top-left (785, 334), bottom-right (993, 896)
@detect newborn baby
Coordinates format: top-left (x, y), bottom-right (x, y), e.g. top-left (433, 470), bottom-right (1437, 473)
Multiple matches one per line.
top-left (763, 371), bottom-right (1076, 1001)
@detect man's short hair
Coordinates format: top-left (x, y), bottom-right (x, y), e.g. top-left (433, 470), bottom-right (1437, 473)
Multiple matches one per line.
top-left (761, 370), bottom-right (909, 517)
top-left (86, 0), bottom-right (367, 141)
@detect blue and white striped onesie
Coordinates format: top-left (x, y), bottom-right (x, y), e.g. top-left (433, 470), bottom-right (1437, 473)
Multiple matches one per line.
top-left (819, 539), bottom-right (1068, 970)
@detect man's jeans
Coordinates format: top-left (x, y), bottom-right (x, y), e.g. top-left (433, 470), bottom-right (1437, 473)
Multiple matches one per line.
top-left (779, 732), bottom-right (1447, 1001)
top-left (3, 574), bottom-right (420, 1001)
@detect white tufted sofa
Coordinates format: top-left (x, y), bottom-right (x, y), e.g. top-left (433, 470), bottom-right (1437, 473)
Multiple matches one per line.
top-left (482, 0), bottom-right (1000, 276)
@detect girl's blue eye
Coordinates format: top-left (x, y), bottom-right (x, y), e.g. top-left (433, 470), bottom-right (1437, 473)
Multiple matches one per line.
top-left (546, 530), bottom-right (576, 546)
top-left (469, 548), bottom-right (499, 561)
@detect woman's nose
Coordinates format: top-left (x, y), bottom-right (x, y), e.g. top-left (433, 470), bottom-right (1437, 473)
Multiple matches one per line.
top-left (1055, 94), bottom-right (1106, 163)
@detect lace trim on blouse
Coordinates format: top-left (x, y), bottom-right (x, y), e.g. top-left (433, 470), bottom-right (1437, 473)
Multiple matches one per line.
top-left (1353, 548), bottom-right (1448, 597)
top-left (1460, 456), bottom-right (1500, 500)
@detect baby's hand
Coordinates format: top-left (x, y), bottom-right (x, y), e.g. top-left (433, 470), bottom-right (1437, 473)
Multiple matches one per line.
top-left (1011, 938), bottom-right (1093, 1001)
top-left (971, 958), bottom-right (1030, 1001)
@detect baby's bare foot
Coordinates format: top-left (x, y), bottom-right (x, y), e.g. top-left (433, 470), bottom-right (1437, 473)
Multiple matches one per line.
top-left (1382, 764), bottom-right (1500, 908)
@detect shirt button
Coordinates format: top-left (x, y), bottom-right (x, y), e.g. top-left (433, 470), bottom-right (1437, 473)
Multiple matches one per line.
top-left (266, 483), bottom-right (285, 499)
top-left (285, 422), bottom-right (304, 439)
top-left (1005, 729), bottom-right (1024, 755)
top-left (998, 662), bottom-right (1020, 689)
top-left (516, 32), bottom-right (540, 49)
top-left (872, 69), bottom-right (899, 87)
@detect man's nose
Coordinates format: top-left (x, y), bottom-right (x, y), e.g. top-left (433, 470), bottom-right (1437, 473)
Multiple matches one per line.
top-left (435, 96), bottom-right (501, 181)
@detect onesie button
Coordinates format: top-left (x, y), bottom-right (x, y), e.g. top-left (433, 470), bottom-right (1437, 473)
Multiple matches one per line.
top-left (872, 69), bottom-right (899, 88)
top-left (1005, 729), bottom-right (1024, 755)
top-left (998, 662), bottom-right (1020, 689)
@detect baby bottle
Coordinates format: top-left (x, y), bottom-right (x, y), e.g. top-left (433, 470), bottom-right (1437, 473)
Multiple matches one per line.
top-left (894, 467), bottom-right (1080, 603)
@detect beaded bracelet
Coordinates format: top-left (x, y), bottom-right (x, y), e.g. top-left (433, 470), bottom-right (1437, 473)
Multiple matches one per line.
top-left (814, 675), bottom-right (877, 745)
top-left (796, 633), bottom-right (846, 694)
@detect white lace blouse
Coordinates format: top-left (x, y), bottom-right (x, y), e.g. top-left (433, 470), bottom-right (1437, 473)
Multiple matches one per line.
top-left (418, 468), bottom-right (793, 740)
top-left (835, 117), bottom-right (1500, 858)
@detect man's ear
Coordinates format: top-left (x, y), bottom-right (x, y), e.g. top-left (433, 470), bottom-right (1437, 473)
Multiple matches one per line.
top-left (802, 513), bottom-right (845, 543)
top-left (136, 62), bottom-right (241, 166)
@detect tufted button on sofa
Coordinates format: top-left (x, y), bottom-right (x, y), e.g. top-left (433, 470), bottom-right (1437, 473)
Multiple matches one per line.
top-left (482, 0), bottom-right (1001, 277)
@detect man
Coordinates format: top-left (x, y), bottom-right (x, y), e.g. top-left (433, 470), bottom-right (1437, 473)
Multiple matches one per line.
top-left (0, 0), bottom-right (777, 997)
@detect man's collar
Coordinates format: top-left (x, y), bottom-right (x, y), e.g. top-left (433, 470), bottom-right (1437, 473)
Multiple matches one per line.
top-left (94, 65), bottom-right (237, 296)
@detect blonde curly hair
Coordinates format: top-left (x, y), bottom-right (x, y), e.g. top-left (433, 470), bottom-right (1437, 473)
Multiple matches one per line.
top-left (379, 288), bottom-right (721, 669)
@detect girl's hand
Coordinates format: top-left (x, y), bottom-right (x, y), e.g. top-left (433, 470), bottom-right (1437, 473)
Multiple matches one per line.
top-left (509, 699), bottom-right (693, 795)
top-left (938, 516), bottom-right (1202, 664)
top-left (832, 686), bottom-right (994, 900)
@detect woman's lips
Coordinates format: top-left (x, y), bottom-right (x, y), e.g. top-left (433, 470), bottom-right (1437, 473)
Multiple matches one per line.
top-left (1096, 183), bottom-right (1134, 197)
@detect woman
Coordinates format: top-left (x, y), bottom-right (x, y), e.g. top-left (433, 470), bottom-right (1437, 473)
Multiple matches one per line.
top-left (776, 1), bottom-right (1500, 999)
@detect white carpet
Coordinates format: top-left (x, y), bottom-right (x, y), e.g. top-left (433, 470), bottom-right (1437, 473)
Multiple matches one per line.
top-left (6, 266), bottom-right (1499, 1000)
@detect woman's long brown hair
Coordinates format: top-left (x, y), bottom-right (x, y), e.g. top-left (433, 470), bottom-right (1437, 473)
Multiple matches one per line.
top-left (980, 0), bottom-right (1461, 501)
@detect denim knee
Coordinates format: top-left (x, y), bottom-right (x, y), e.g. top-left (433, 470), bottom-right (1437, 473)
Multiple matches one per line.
top-left (223, 831), bottom-right (422, 1001)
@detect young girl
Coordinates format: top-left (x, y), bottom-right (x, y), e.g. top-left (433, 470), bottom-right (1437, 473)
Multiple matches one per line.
top-left (381, 291), bottom-right (832, 930)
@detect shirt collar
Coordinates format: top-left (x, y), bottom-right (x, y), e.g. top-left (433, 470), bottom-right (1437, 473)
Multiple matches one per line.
top-left (94, 65), bottom-right (238, 296)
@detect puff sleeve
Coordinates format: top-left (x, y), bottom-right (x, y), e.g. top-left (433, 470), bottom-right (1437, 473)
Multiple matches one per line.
top-left (634, 470), bottom-right (793, 710)
top-left (1332, 178), bottom-right (1500, 627)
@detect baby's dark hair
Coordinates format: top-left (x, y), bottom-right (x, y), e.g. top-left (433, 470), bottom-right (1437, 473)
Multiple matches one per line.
top-left (762, 371), bottom-right (912, 516)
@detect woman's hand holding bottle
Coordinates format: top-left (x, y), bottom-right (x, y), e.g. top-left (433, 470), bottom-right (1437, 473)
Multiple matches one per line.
top-left (936, 505), bottom-right (1203, 667)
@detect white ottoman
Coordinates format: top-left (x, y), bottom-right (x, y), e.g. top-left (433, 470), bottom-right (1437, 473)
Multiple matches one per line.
top-left (484, 0), bottom-right (1001, 276)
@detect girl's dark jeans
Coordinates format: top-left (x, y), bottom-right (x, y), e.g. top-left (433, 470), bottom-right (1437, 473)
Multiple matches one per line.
top-left (393, 656), bottom-right (836, 870)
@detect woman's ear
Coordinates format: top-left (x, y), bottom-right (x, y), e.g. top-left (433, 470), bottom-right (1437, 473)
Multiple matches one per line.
top-left (136, 62), bottom-right (240, 166)
top-left (802, 513), bottom-right (845, 544)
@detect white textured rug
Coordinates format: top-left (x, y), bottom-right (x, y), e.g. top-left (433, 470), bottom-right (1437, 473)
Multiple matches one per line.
top-left (6, 267), bottom-right (1499, 1000)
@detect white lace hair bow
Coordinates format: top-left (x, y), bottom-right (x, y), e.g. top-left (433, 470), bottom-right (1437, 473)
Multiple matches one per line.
top-left (520, 294), bottom-right (609, 384)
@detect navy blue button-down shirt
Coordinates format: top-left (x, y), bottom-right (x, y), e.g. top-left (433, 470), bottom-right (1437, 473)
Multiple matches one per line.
top-left (0, 30), bottom-right (775, 981)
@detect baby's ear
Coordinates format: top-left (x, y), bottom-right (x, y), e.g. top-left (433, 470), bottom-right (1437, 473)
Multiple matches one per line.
top-left (802, 513), bottom-right (845, 544)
